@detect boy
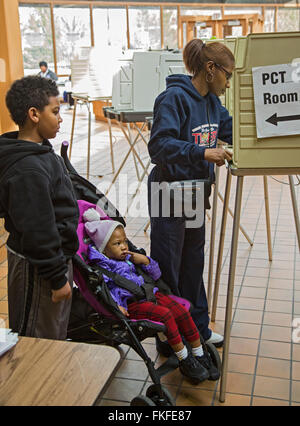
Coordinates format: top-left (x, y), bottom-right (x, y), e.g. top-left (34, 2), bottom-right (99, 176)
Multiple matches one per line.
top-left (38, 61), bottom-right (58, 81)
top-left (0, 76), bottom-right (79, 340)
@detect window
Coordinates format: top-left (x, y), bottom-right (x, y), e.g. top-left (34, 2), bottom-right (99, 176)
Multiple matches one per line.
top-left (195, 25), bottom-right (213, 40)
top-left (19, 4), bottom-right (54, 76)
top-left (277, 8), bottom-right (300, 32)
top-left (223, 7), bottom-right (262, 16)
top-left (163, 7), bottom-right (178, 49)
top-left (180, 7), bottom-right (222, 18)
top-left (53, 5), bottom-right (91, 75)
top-left (128, 7), bottom-right (160, 49)
top-left (264, 8), bottom-right (275, 32)
top-left (93, 6), bottom-right (127, 51)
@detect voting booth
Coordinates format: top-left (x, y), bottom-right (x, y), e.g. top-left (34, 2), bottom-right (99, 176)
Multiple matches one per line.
top-left (210, 32), bottom-right (300, 404)
top-left (230, 32), bottom-right (300, 168)
top-left (111, 50), bottom-right (187, 112)
top-left (71, 46), bottom-right (120, 97)
top-left (223, 37), bottom-right (245, 114)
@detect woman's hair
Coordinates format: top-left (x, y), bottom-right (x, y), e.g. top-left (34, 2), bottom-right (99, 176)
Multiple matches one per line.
top-left (6, 75), bottom-right (59, 127)
top-left (183, 38), bottom-right (235, 76)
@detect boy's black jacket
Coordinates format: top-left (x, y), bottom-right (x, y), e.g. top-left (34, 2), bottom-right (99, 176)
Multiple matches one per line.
top-left (0, 132), bottom-right (79, 290)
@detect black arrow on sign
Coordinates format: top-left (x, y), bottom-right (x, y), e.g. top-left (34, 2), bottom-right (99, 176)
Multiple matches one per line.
top-left (266, 112), bottom-right (300, 126)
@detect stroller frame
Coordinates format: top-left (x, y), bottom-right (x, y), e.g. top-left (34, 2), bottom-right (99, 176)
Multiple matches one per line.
top-left (61, 141), bottom-right (221, 406)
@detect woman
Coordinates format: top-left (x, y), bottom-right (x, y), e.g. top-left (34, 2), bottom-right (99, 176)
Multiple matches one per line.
top-left (147, 38), bottom-right (234, 348)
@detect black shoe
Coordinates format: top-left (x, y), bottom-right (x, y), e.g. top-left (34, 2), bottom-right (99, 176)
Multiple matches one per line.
top-left (179, 353), bottom-right (209, 384)
top-left (155, 336), bottom-right (174, 357)
top-left (196, 353), bottom-right (220, 381)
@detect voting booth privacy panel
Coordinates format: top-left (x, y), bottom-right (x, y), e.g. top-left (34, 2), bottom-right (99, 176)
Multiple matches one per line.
top-left (71, 47), bottom-right (120, 97)
top-left (231, 32), bottom-right (300, 169)
top-left (112, 50), bottom-right (187, 112)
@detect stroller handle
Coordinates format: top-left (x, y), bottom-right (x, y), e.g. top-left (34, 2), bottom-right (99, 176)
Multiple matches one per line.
top-left (60, 141), bottom-right (78, 174)
top-left (60, 140), bottom-right (69, 162)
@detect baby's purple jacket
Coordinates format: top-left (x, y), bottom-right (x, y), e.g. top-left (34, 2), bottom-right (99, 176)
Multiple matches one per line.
top-left (87, 245), bottom-right (161, 309)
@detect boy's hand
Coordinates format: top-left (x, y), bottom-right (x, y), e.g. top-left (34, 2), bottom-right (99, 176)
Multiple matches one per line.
top-left (51, 281), bottom-right (72, 303)
top-left (125, 251), bottom-right (150, 265)
top-left (118, 305), bottom-right (129, 317)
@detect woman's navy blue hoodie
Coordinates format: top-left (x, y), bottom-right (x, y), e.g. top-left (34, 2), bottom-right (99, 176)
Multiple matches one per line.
top-left (148, 74), bottom-right (232, 182)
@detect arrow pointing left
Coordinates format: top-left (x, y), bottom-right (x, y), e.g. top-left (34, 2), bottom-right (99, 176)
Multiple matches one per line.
top-left (266, 112), bottom-right (300, 126)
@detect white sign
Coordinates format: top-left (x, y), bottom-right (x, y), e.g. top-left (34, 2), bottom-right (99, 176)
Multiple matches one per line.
top-left (228, 20), bottom-right (240, 26)
top-left (252, 63), bottom-right (300, 138)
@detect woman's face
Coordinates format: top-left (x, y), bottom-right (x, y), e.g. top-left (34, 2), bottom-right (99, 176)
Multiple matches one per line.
top-left (208, 60), bottom-right (235, 97)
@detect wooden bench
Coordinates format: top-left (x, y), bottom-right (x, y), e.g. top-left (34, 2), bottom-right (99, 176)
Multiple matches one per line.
top-left (0, 336), bottom-right (120, 406)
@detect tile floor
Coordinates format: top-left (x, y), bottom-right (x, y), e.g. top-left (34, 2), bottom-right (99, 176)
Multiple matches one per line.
top-left (1, 104), bottom-right (300, 406)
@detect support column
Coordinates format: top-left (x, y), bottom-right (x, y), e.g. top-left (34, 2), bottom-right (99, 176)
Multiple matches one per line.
top-left (0, 0), bottom-right (24, 134)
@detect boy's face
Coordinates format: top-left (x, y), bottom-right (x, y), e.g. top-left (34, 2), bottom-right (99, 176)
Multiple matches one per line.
top-left (104, 227), bottom-right (129, 260)
top-left (40, 65), bottom-right (47, 73)
top-left (37, 96), bottom-right (62, 140)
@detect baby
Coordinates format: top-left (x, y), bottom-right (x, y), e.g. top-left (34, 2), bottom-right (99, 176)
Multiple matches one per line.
top-left (84, 208), bottom-right (219, 383)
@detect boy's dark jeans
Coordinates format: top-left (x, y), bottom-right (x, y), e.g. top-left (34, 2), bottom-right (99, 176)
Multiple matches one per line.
top-left (7, 248), bottom-right (73, 340)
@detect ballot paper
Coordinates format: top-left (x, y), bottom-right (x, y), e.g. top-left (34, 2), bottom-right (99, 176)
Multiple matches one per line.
top-left (0, 328), bottom-right (18, 357)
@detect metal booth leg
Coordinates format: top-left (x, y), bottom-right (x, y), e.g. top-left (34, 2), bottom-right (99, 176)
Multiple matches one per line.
top-left (263, 176), bottom-right (272, 261)
top-left (107, 116), bottom-right (115, 174)
top-left (217, 191), bottom-right (253, 246)
top-left (119, 122), bottom-right (148, 176)
top-left (211, 168), bottom-right (232, 322)
top-left (144, 220), bottom-right (150, 233)
top-left (69, 98), bottom-right (77, 160)
top-left (219, 175), bottom-right (244, 403)
top-left (127, 123), bottom-right (140, 182)
top-left (105, 123), bottom-right (138, 196)
top-left (288, 175), bottom-right (300, 251)
top-left (124, 158), bottom-right (151, 218)
top-left (105, 121), bottom-right (147, 196)
top-left (207, 166), bottom-right (220, 312)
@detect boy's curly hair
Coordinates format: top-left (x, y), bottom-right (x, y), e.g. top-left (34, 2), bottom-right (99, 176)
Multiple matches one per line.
top-left (5, 75), bottom-right (59, 127)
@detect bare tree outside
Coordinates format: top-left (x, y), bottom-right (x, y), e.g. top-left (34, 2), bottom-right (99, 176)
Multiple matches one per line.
top-left (19, 5), bottom-right (54, 72)
top-left (129, 7), bottom-right (160, 49)
top-left (163, 8), bottom-right (178, 50)
top-left (54, 6), bottom-right (91, 75)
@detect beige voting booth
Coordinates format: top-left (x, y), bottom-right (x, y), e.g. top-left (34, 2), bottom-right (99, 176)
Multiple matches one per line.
top-left (230, 32), bottom-right (300, 169)
top-left (209, 33), bottom-right (300, 403)
top-left (206, 37), bottom-right (254, 311)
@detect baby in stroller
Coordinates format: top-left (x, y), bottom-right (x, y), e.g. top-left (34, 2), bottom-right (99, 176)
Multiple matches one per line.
top-left (83, 207), bottom-right (219, 384)
top-left (60, 140), bottom-right (221, 405)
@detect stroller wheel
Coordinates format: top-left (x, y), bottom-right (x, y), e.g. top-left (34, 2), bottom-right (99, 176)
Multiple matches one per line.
top-left (206, 342), bottom-right (222, 372)
top-left (146, 384), bottom-right (176, 406)
top-left (130, 395), bottom-right (156, 406)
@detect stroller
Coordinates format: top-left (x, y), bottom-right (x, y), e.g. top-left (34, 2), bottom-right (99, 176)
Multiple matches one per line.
top-left (61, 141), bottom-right (221, 406)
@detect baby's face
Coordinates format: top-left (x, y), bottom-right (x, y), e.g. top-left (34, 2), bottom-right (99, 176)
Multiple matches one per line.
top-left (104, 226), bottom-right (129, 260)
